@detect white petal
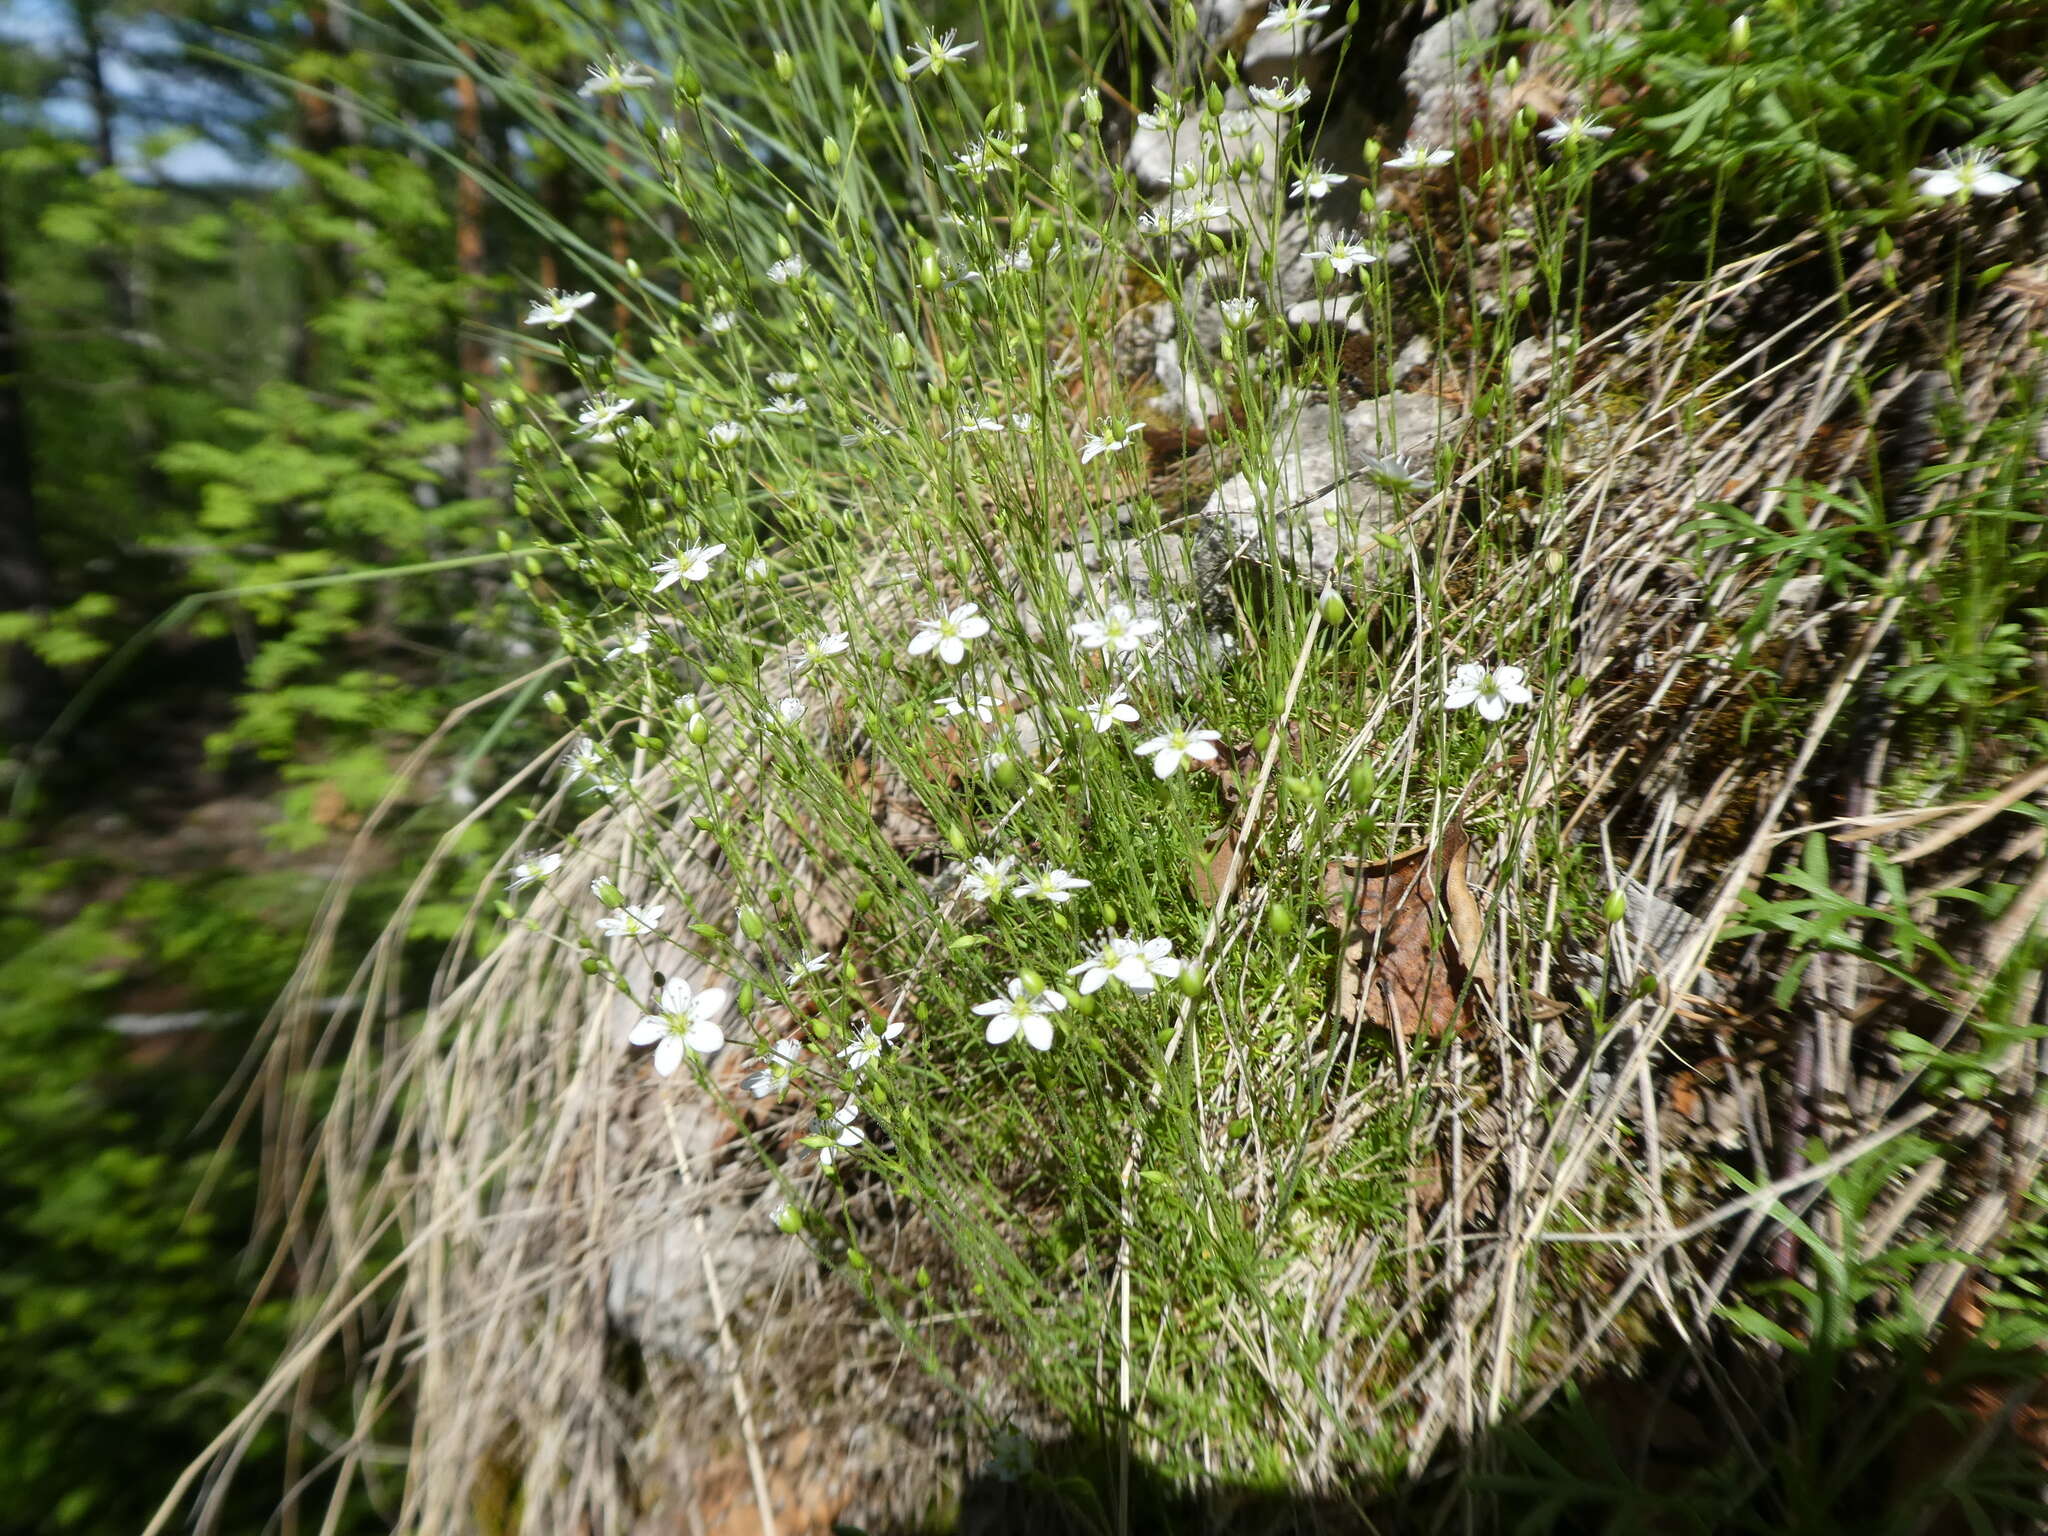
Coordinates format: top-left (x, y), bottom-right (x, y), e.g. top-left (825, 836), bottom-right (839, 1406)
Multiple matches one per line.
top-left (1022, 1013), bottom-right (1054, 1051)
top-left (1152, 747), bottom-right (1181, 778)
top-left (985, 1014), bottom-right (1021, 1044)
top-left (1443, 687), bottom-right (1477, 710)
top-left (907, 629), bottom-right (938, 656)
top-left (939, 635), bottom-right (966, 666)
top-left (692, 987), bottom-right (730, 1018)
top-left (659, 977), bottom-right (691, 1013)
top-left (629, 1015), bottom-right (666, 1046)
top-left (684, 1018), bottom-right (725, 1055)
top-left (1078, 967), bottom-right (1109, 995)
top-left (1476, 694), bottom-right (1507, 721)
top-left (653, 1036), bottom-right (686, 1077)
top-left (1149, 955), bottom-right (1182, 980)
top-left (958, 615), bottom-right (991, 639)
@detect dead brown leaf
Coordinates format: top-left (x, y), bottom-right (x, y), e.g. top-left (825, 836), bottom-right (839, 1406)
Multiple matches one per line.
top-left (1322, 821), bottom-right (1487, 1039)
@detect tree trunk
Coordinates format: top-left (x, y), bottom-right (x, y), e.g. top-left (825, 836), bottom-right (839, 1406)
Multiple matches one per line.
top-left (453, 49), bottom-right (493, 500)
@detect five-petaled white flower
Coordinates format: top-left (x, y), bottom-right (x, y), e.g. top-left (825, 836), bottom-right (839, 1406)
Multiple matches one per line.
top-left (841, 1018), bottom-right (905, 1072)
top-left (774, 696), bottom-right (808, 727)
top-left (1913, 147), bottom-right (2021, 201)
top-left (1443, 662), bottom-right (1534, 720)
top-left (783, 952), bottom-right (833, 988)
top-left (1080, 421), bottom-right (1146, 464)
top-left (1250, 80), bottom-right (1312, 112)
top-left (507, 851), bottom-right (563, 891)
top-left (579, 56), bottom-right (658, 97)
top-left (741, 1039), bottom-right (803, 1100)
top-left (1292, 165), bottom-right (1341, 201)
top-left (627, 975), bottom-right (731, 1074)
top-left (906, 28), bottom-right (978, 76)
top-left (765, 255), bottom-right (804, 285)
top-left (796, 631), bottom-right (850, 671)
top-left (961, 854), bottom-right (1017, 903)
top-left (1219, 296), bottom-right (1261, 329)
top-left (765, 370), bottom-right (800, 390)
top-left (596, 902), bottom-right (666, 939)
top-left (564, 737), bottom-right (626, 797)
top-left (651, 542), bottom-right (726, 591)
top-left (744, 556), bottom-right (772, 582)
top-left (703, 309), bottom-right (738, 334)
top-left (708, 419), bottom-right (747, 446)
top-left (937, 694), bottom-right (1001, 724)
top-left (1017, 867), bottom-right (1092, 903)
top-left (1255, 1), bottom-right (1329, 36)
top-left (1069, 934), bottom-right (1181, 995)
top-left (813, 1100), bottom-right (865, 1169)
top-left (1083, 686), bottom-right (1141, 733)
top-left (974, 976), bottom-right (1068, 1050)
top-left (1538, 113), bottom-right (1615, 149)
top-left (577, 393), bottom-right (637, 442)
top-left (1306, 233), bottom-right (1378, 275)
top-left (524, 289), bottom-right (597, 328)
top-left (908, 602), bottom-right (990, 666)
top-left (1385, 139), bottom-right (1454, 170)
top-left (1136, 724), bottom-right (1223, 779)
top-left (1071, 603), bottom-right (1162, 655)
top-left (760, 394), bottom-right (809, 417)
top-left (605, 629), bottom-right (653, 660)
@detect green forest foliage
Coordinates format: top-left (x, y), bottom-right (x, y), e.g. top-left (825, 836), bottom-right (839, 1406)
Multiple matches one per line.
top-left (0, 3), bottom-right (569, 1527)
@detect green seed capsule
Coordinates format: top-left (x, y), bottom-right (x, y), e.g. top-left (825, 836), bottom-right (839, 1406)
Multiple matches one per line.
top-left (1603, 890), bottom-right (1629, 925)
top-left (687, 714), bottom-right (710, 745)
top-left (738, 981), bottom-right (756, 1013)
top-left (1319, 588), bottom-right (1347, 625)
top-left (580, 956), bottom-right (604, 974)
top-left (738, 907), bottom-right (767, 941)
top-left (1176, 964), bottom-right (1205, 998)
top-left (1347, 760), bottom-right (1376, 802)
top-left (1266, 904), bottom-right (1297, 938)
top-left (773, 50), bottom-right (794, 82)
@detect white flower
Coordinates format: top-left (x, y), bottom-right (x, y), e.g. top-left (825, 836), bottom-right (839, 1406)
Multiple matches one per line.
top-left (1913, 147), bottom-right (2021, 201)
top-left (774, 696), bottom-right (808, 726)
top-left (1218, 296), bottom-right (1261, 329)
top-left (564, 736), bottom-right (626, 797)
top-left (1250, 79), bottom-right (1312, 112)
top-left (703, 309), bottom-right (738, 334)
top-left (605, 629), bottom-right (653, 660)
top-left (954, 135), bottom-right (1023, 179)
top-left (765, 370), bottom-right (800, 390)
top-left (523, 289), bottom-right (597, 328)
top-left (597, 902), bottom-right (666, 939)
top-left (840, 1017), bottom-right (904, 1072)
top-left (1070, 602), bottom-right (1162, 655)
top-left (1365, 453), bottom-right (1431, 494)
top-left (937, 694), bottom-right (1000, 724)
top-left (907, 602), bottom-right (990, 666)
top-left (1538, 113), bottom-right (1615, 149)
top-left (961, 854), bottom-right (1017, 903)
top-left (973, 976), bottom-right (1068, 1051)
top-left (1171, 158), bottom-right (1208, 192)
top-left (1305, 233), bottom-right (1378, 275)
top-left (1292, 165), bottom-right (1340, 201)
top-left (579, 56), bottom-right (658, 97)
top-left (507, 851), bottom-right (563, 891)
top-left (1068, 934), bottom-right (1180, 995)
top-left (1443, 662), bottom-right (1534, 720)
top-left (813, 1100), bottom-right (865, 1169)
top-left (1135, 724), bottom-right (1222, 778)
top-left (1017, 867), bottom-right (1092, 903)
top-left (978, 747), bottom-right (1018, 779)
top-left (1217, 109), bottom-right (1259, 139)
top-left (1080, 421), bottom-right (1145, 464)
top-left (768, 1199), bottom-right (801, 1232)
top-left (796, 631), bottom-right (850, 671)
top-left (783, 952), bottom-right (833, 987)
top-left (742, 1039), bottom-right (803, 1099)
top-left (627, 975), bottom-right (731, 1074)
top-left (707, 419), bottom-right (747, 446)
top-left (765, 255), bottom-right (804, 285)
top-left (1082, 686), bottom-right (1141, 733)
top-left (1385, 139), bottom-right (1454, 170)
top-left (577, 393), bottom-right (637, 442)
top-left (906, 28), bottom-right (977, 76)
top-left (651, 542), bottom-right (726, 591)
top-left (1136, 96), bottom-right (1183, 133)
top-left (744, 556), bottom-right (772, 582)
top-left (759, 393), bottom-right (809, 417)
top-left (951, 413), bottom-right (1008, 438)
top-left (1255, 1), bottom-right (1329, 36)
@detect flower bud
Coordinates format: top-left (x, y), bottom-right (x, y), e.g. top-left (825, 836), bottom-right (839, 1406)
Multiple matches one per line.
top-left (773, 50), bottom-right (795, 83)
top-left (1082, 88), bottom-right (1102, 126)
top-left (1266, 903), bottom-right (1297, 938)
top-left (687, 713), bottom-right (710, 745)
top-left (1176, 963), bottom-right (1205, 998)
top-left (737, 906), bottom-right (768, 941)
top-left (544, 691), bottom-right (567, 714)
top-left (1729, 13), bottom-right (1751, 52)
top-left (822, 135), bottom-right (840, 167)
top-left (1319, 588), bottom-right (1347, 625)
top-left (890, 330), bottom-right (915, 369)
top-left (679, 64), bottom-right (701, 101)
top-left (920, 253), bottom-right (944, 292)
top-left (1603, 890), bottom-right (1629, 925)
top-left (773, 1202), bottom-right (804, 1234)
top-left (580, 955), bottom-right (604, 974)
top-left (1346, 760), bottom-right (1376, 802)
top-left (738, 981), bottom-right (756, 1013)
top-left (591, 878), bottom-right (624, 909)
top-left (867, 0), bottom-right (882, 26)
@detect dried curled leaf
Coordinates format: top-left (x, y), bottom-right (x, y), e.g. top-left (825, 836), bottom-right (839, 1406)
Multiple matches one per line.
top-left (1322, 821), bottom-right (1488, 1039)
